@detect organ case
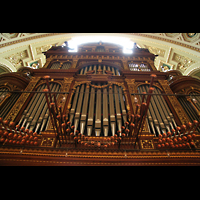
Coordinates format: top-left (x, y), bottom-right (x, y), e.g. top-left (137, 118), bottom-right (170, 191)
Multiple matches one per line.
top-left (0, 42), bottom-right (200, 166)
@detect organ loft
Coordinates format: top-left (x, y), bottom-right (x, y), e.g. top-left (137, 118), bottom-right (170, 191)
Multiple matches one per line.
top-left (0, 41), bottom-right (200, 166)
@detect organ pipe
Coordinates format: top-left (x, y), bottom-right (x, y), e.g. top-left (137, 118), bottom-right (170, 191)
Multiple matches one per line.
top-left (74, 84), bottom-right (85, 134)
top-left (118, 87), bottom-right (127, 123)
top-left (95, 83), bottom-right (101, 136)
top-left (78, 65), bottom-right (120, 75)
top-left (103, 83), bottom-right (109, 136)
top-left (18, 83), bottom-right (60, 134)
top-left (114, 85), bottom-right (122, 136)
top-left (109, 85), bottom-right (116, 136)
top-left (68, 82), bottom-right (128, 137)
top-left (87, 86), bottom-right (95, 136)
top-left (138, 84), bottom-right (177, 137)
top-left (0, 93), bottom-right (20, 119)
top-left (0, 88), bottom-right (9, 103)
top-left (69, 86), bottom-right (80, 123)
top-left (80, 84), bottom-right (90, 134)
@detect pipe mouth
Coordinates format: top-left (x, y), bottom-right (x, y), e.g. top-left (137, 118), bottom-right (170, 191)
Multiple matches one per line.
top-left (104, 127), bottom-right (108, 137)
top-left (87, 127), bottom-right (92, 136)
top-left (95, 130), bottom-right (101, 137)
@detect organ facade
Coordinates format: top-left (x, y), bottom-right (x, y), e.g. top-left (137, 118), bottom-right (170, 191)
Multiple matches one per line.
top-left (0, 41), bottom-right (200, 166)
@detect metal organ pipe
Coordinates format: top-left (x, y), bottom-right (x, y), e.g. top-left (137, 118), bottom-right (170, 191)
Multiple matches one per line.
top-left (29, 84), bottom-right (59, 131)
top-left (95, 83), bottom-right (102, 136)
top-left (80, 84), bottom-right (90, 135)
top-left (118, 87), bottom-right (127, 123)
top-left (20, 84), bottom-right (45, 128)
top-left (178, 96), bottom-right (200, 132)
top-left (138, 85), bottom-right (177, 137)
top-left (139, 86), bottom-right (161, 136)
top-left (154, 87), bottom-right (177, 130)
top-left (69, 86), bottom-right (80, 123)
top-left (78, 65), bottom-right (120, 75)
top-left (145, 85), bottom-right (166, 134)
top-left (87, 86), bottom-right (95, 136)
top-left (0, 92), bottom-right (20, 119)
top-left (103, 83), bottom-right (109, 136)
top-left (69, 81), bottom-right (128, 137)
top-left (0, 88), bottom-right (9, 103)
top-left (74, 84), bottom-right (85, 134)
top-left (17, 83), bottom-right (61, 134)
top-left (109, 85), bottom-right (116, 136)
top-left (114, 85), bottom-right (122, 136)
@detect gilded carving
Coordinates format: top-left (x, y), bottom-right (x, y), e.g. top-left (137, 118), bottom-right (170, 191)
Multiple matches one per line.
top-left (122, 61), bottom-right (129, 70)
top-left (145, 46), bottom-right (165, 57)
top-left (71, 59), bottom-right (78, 68)
top-left (43, 57), bottom-right (53, 68)
top-left (4, 50), bottom-right (29, 68)
top-left (41, 138), bottom-right (55, 147)
top-left (5, 77), bottom-right (41, 122)
top-left (140, 140), bottom-right (154, 149)
top-left (172, 53), bottom-right (195, 72)
top-left (125, 79), bottom-right (136, 112)
top-left (158, 80), bottom-right (189, 124)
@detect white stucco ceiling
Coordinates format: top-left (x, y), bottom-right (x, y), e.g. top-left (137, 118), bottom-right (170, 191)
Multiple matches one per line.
top-left (0, 33), bottom-right (200, 78)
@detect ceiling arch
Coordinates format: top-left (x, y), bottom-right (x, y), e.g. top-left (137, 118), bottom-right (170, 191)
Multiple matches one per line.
top-left (0, 33), bottom-right (200, 77)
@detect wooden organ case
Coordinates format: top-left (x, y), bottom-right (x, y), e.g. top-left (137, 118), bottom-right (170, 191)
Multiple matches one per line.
top-left (0, 42), bottom-right (200, 166)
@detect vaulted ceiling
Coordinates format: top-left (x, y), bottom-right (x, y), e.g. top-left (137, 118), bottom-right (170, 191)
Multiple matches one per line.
top-left (0, 33), bottom-right (200, 79)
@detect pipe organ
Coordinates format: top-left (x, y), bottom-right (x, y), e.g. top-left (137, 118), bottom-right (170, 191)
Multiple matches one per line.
top-left (138, 85), bottom-right (177, 137)
top-left (69, 82), bottom-right (127, 137)
top-left (178, 93), bottom-right (200, 132)
top-left (18, 82), bottom-right (61, 133)
top-left (0, 88), bottom-right (20, 119)
top-left (0, 41), bottom-right (200, 166)
top-left (79, 64), bottom-right (120, 75)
